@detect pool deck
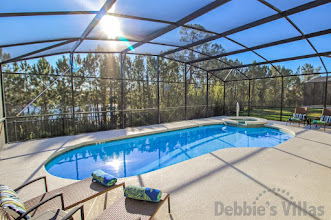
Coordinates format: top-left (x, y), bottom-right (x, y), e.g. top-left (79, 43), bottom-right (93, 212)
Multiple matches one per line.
top-left (1, 117), bottom-right (330, 219)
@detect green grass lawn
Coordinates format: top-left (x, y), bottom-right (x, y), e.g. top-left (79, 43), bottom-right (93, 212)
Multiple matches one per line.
top-left (240, 107), bottom-right (323, 122)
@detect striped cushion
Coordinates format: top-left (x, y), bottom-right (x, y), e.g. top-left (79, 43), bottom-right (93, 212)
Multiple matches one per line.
top-left (324, 116), bottom-right (329, 123)
top-left (292, 114), bottom-right (306, 120)
top-left (0, 185), bottom-right (19, 198)
top-left (320, 115), bottom-right (325, 121)
top-left (0, 185), bottom-right (30, 220)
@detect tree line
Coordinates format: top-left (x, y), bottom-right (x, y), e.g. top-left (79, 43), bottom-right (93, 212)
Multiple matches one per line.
top-left (0, 26), bottom-right (322, 141)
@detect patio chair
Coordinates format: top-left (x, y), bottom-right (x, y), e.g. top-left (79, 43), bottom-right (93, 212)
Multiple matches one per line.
top-left (3, 176), bottom-right (124, 218)
top-left (311, 108), bottom-right (331, 131)
top-left (94, 190), bottom-right (170, 220)
top-left (286, 107), bottom-right (308, 126)
top-left (1, 190), bottom-right (84, 220)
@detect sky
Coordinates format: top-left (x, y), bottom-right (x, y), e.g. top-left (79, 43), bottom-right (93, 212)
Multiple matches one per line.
top-left (1, 0), bottom-right (330, 73)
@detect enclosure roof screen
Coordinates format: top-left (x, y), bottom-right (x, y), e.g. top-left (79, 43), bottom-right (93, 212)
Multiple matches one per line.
top-left (0, 0), bottom-right (331, 78)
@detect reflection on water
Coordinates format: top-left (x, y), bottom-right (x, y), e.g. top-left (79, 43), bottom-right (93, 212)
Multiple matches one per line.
top-left (45, 125), bottom-right (293, 180)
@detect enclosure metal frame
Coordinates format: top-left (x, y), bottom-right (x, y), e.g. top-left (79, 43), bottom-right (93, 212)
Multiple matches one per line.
top-left (0, 64), bottom-right (8, 143)
top-left (0, 0), bottom-right (331, 142)
top-left (70, 53), bottom-right (75, 131)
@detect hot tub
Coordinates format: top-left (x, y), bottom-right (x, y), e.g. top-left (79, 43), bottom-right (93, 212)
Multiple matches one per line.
top-left (222, 117), bottom-right (267, 128)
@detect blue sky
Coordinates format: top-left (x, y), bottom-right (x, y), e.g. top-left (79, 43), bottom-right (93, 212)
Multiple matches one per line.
top-left (1, 0), bottom-right (330, 73)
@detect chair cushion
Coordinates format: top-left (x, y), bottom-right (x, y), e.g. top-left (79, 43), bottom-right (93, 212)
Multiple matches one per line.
top-left (0, 185), bottom-right (30, 219)
top-left (289, 113), bottom-right (306, 122)
top-left (293, 113), bottom-right (306, 120)
top-left (313, 120), bottom-right (326, 124)
top-left (0, 185), bottom-right (19, 198)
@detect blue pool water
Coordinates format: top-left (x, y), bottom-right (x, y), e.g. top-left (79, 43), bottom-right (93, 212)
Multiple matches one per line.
top-left (45, 125), bottom-right (293, 180)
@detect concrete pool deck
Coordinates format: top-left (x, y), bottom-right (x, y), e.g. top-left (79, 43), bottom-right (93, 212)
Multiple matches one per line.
top-left (0, 117), bottom-right (330, 219)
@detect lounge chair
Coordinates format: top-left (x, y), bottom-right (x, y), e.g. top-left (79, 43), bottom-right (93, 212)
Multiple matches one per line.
top-left (18, 197), bottom-right (83, 220)
top-left (1, 189), bottom-right (84, 220)
top-left (94, 189), bottom-right (170, 220)
top-left (286, 107), bottom-right (308, 126)
top-left (26, 204), bottom-right (84, 220)
top-left (2, 176), bottom-right (124, 218)
top-left (311, 108), bottom-right (331, 131)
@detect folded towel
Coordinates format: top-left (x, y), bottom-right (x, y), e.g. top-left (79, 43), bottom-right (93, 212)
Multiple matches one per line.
top-left (92, 170), bottom-right (117, 187)
top-left (124, 185), bottom-right (162, 202)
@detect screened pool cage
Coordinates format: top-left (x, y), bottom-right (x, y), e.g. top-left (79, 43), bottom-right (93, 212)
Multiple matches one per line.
top-left (0, 0), bottom-right (330, 142)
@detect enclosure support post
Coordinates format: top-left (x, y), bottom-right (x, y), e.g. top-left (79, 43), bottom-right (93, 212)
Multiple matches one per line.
top-left (120, 54), bottom-right (125, 128)
top-left (223, 82), bottom-right (226, 115)
top-left (206, 71), bottom-right (209, 118)
top-left (184, 64), bottom-right (188, 120)
top-left (248, 79), bottom-right (251, 116)
top-left (0, 65), bottom-right (7, 143)
top-left (70, 53), bottom-right (75, 134)
top-left (157, 57), bottom-right (160, 124)
top-left (324, 72), bottom-right (329, 108)
top-left (280, 76), bottom-right (284, 121)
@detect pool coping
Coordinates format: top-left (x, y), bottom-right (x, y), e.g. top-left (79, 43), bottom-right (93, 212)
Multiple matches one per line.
top-left (1, 116), bottom-right (330, 220)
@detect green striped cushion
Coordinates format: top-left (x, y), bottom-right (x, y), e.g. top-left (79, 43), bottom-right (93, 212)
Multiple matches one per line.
top-left (0, 185), bottom-right (30, 220)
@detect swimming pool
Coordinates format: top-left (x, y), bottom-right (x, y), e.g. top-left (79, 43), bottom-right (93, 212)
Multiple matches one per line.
top-left (45, 125), bottom-right (293, 180)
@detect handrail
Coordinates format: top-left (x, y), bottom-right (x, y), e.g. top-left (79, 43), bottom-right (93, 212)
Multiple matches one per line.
top-left (5, 105), bottom-right (213, 142)
top-left (6, 105), bottom-right (306, 120)
top-left (6, 106), bottom-right (209, 119)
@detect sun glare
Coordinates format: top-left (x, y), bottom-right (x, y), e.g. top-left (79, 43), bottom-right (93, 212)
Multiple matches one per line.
top-left (100, 16), bottom-right (123, 39)
top-left (106, 158), bottom-right (122, 171)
